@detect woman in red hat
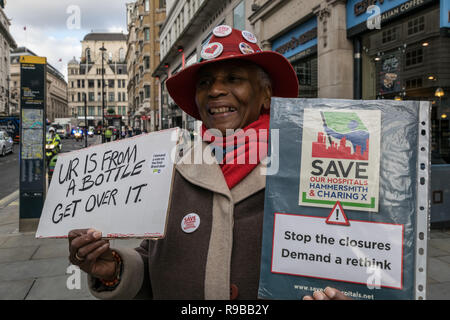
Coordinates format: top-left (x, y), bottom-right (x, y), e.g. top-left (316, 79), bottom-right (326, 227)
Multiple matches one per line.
top-left (67, 26), bottom-right (348, 300)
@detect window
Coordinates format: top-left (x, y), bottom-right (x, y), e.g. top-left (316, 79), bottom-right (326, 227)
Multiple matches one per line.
top-left (88, 106), bottom-right (95, 116)
top-left (233, 1), bottom-right (245, 30)
top-left (144, 85), bottom-right (151, 99)
top-left (405, 78), bottom-right (423, 89)
top-left (119, 48), bottom-right (125, 62)
top-left (187, 0), bottom-right (191, 19)
top-left (408, 16), bottom-right (425, 36)
top-left (144, 28), bottom-right (150, 41)
top-left (405, 48), bottom-right (423, 67)
top-left (382, 28), bottom-right (397, 44)
top-left (145, 0), bottom-right (150, 12)
top-left (296, 60), bottom-right (312, 86)
top-left (88, 80), bottom-right (95, 88)
top-left (108, 80), bottom-right (115, 88)
top-left (109, 92), bottom-right (115, 102)
top-left (159, 0), bottom-right (165, 9)
top-left (88, 92), bottom-right (95, 102)
top-left (144, 56), bottom-right (150, 69)
top-left (86, 48), bottom-right (91, 63)
top-left (97, 107), bottom-right (102, 116)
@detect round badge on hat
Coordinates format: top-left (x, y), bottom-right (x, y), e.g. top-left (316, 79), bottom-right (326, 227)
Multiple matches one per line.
top-left (181, 213), bottom-right (200, 233)
top-left (242, 30), bottom-right (257, 43)
top-left (213, 25), bottom-right (232, 37)
top-left (239, 42), bottom-right (255, 55)
top-left (201, 42), bottom-right (224, 60)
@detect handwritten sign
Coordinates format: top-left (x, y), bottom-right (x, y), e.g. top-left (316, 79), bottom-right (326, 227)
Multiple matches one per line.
top-left (36, 128), bottom-right (179, 239)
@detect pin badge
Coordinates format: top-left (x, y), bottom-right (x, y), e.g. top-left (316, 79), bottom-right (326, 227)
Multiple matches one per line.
top-left (242, 30), bottom-right (257, 43)
top-left (239, 42), bottom-right (254, 55)
top-left (201, 42), bottom-right (223, 60)
top-left (213, 25), bottom-right (232, 37)
top-left (181, 213), bottom-right (200, 233)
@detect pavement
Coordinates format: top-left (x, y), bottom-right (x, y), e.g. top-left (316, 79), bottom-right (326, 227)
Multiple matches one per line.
top-left (1, 191), bottom-right (450, 300)
top-left (0, 194), bottom-right (142, 300)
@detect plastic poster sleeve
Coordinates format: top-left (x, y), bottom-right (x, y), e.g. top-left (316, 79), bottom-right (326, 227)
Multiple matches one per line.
top-left (258, 98), bottom-right (430, 300)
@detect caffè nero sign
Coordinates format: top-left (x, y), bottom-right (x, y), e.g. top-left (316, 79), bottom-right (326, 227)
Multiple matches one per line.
top-left (347, 0), bottom-right (434, 37)
top-left (354, 0), bottom-right (430, 17)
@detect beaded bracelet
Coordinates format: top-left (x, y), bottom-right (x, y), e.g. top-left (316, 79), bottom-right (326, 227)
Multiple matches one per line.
top-left (99, 250), bottom-right (122, 287)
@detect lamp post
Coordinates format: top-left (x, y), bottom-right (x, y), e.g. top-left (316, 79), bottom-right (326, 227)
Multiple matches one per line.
top-left (6, 75), bottom-right (10, 116)
top-left (84, 95), bottom-right (88, 148)
top-left (100, 43), bottom-right (107, 143)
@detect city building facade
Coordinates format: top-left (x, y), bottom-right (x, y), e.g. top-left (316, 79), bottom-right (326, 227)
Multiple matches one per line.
top-left (152, 0), bottom-right (449, 222)
top-left (249, 0), bottom-right (354, 99)
top-left (126, 0), bottom-right (166, 132)
top-left (0, 1), bottom-right (16, 116)
top-left (249, 0), bottom-right (449, 165)
top-left (10, 47), bottom-right (68, 122)
top-left (153, 0), bottom-right (449, 161)
top-left (67, 33), bottom-right (129, 128)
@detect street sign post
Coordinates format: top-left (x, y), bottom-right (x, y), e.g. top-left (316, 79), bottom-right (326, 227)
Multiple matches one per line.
top-left (19, 55), bottom-right (47, 232)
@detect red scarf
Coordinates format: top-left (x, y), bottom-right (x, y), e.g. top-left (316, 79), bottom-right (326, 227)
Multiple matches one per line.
top-left (201, 113), bottom-right (270, 189)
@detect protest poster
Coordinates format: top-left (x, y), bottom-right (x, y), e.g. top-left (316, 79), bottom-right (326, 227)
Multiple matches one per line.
top-left (299, 109), bottom-right (381, 212)
top-left (36, 128), bottom-right (180, 239)
top-left (258, 98), bottom-right (430, 300)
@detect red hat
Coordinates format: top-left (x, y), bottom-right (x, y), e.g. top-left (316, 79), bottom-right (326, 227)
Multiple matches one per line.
top-left (166, 25), bottom-right (299, 120)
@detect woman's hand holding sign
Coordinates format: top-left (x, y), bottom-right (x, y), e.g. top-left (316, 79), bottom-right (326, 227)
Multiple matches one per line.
top-left (303, 287), bottom-right (352, 300)
top-left (68, 229), bottom-right (117, 281)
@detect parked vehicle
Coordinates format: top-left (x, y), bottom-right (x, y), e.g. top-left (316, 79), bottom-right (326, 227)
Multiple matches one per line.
top-left (0, 116), bottom-right (20, 143)
top-left (54, 124), bottom-right (69, 139)
top-left (53, 118), bottom-right (72, 139)
top-left (0, 130), bottom-right (14, 156)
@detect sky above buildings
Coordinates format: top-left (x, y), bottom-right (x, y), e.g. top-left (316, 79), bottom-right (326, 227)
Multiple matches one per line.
top-left (5, 0), bottom-right (131, 80)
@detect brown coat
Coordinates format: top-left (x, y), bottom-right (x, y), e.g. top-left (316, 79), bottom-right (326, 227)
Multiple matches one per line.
top-left (88, 142), bottom-right (267, 300)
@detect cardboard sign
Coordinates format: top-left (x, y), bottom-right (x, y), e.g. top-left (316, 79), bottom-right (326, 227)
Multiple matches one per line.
top-left (258, 98), bottom-right (430, 300)
top-left (36, 128), bottom-right (180, 239)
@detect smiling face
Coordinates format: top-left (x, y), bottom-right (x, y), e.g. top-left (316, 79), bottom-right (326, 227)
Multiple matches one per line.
top-left (195, 60), bottom-right (272, 135)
